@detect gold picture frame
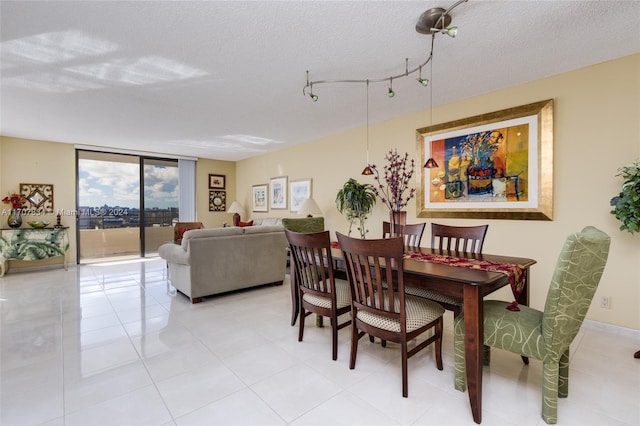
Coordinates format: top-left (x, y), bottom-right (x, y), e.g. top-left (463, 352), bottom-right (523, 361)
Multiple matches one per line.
top-left (417, 99), bottom-right (553, 220)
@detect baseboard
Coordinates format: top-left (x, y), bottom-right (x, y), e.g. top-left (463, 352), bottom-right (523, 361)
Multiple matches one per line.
top-left (582, 318), bottom-right (640, 338)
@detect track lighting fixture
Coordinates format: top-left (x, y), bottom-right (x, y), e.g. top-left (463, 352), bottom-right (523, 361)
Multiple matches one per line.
top-left (362, 81), bottom-right (374, 176)
top-left (302, 1), bottom-right (466, 100)
top-left (417, 66), bottom-right (429, 87)
top-left (388, 77), bottom-right (395, 98)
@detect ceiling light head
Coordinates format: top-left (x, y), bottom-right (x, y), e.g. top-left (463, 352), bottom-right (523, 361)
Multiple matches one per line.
top-left (418, 77), bottom-right (429, 86)
top-left (388, 77), bottom-right (395, 98)
top-left (416, 7), bottom-right (452, 35)
top-left (361, 166), bottom-right (374, 176)
top-left (310, 92), bottom-right (318, 102)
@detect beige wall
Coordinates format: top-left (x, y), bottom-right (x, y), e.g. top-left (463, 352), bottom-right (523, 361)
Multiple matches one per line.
top-left (196, 158), bottom-right (237, 228)
top-left (236, 54), bottom-right (640, 330)
top-left (0, 137), bottom-right (77, 261)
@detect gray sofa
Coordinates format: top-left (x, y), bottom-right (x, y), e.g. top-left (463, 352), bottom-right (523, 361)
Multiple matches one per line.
top-left (158, 225), bottom-right (288, 303)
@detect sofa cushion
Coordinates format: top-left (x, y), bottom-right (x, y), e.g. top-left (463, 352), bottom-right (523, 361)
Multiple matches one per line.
top-left (251, 217), bottom-right (282, 226)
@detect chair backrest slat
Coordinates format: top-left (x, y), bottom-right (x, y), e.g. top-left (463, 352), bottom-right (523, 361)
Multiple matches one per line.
top-left (382, 221), bottom-right (426, 247)
top-left (336, 232), bottom-right (404, 320)
top-left (431, 223), bottom-right (488, 254)
top-left (285, 229), bottom-right (335, 299)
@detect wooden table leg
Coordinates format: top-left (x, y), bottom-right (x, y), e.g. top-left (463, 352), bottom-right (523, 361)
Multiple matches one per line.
top-left (463, 285), bottom-right (483, 424)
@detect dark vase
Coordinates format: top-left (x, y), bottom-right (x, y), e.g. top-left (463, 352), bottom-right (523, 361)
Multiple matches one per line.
top-left (8, 208), bottom-right (22, 228)
top-left (389, 210), bottom-right (407, 236)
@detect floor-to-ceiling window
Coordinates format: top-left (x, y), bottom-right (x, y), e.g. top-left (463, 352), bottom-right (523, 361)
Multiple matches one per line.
top-left (76, 150), bottom-right (178, 262)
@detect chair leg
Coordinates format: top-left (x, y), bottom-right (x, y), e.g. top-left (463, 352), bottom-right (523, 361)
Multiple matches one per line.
top-left (401, 341), bottom-right (409, 398)
top-left (298, 306), bottom-right (305, 342)
top-left (435, 318), bottom-right (443, 370)
top-left (331, 315), bottom-right (338, 361)
top-left (483, 345), bottom-right (491, 366)
top-left (349, 324), bottom-right (359, 369)
top-left (453, 315), bottom-right (467, 392)
top-left (558, 349), bottom-right (570, 398)
top-left (541, 361), bottom-right (559, 424)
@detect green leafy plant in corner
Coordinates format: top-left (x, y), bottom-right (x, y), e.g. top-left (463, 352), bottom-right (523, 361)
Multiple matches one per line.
top-left (610, 160), bottom-right (640, 234)
top-left (335, 178), bottom-right (377, 239)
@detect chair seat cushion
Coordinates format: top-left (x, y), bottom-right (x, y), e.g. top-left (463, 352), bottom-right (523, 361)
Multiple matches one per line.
top-left (302, 279), bottom-right (351, 309)
top-left (482, 300), bottom-right (546, 360)
top-left (357, 294), bottom-right (445, 333)
top-left (406, 286), bottom-right (462, 307)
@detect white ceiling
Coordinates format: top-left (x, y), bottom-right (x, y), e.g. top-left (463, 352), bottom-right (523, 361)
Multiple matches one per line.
top-left (1, 1), bottom-right (639, 161)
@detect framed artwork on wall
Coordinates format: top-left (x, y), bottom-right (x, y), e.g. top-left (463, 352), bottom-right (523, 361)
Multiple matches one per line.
top-left (209, 190), bottom-right (226, 212)
top-left (20, 183), bottom-right (54, 213)
top-left (417, 99), bottom-right (553, 220)
top-left (252, 184), bottom-right (268, 212)
top-left (289, 178), bottom-right (312, 213)
top-left (208, 174), bottom-right (225, 189)
top-left (269, 176), bottom-right (287, 210)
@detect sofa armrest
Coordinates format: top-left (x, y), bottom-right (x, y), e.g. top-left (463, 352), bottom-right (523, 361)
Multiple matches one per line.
top-left (159, 242), bottom-right (189, 265)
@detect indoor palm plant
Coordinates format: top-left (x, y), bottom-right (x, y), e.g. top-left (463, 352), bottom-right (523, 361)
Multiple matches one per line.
top-left (610, 160), bottom-right (640, 234)
top-left (335, 178), bottom-right (376, 238)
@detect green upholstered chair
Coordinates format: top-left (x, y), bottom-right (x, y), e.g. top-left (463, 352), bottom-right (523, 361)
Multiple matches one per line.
top-left (282, 217), bottom-right (325, 233)
top-left (453, 226), bottom-right (611, 424)
top-left (283, 217), bottom-right (325, 326)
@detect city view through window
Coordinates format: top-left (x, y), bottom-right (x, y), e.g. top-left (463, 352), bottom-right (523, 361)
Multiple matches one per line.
top-left (77, 150), bottom-right (179, 260)
top-left (78, 156), bottom-right (179, 230)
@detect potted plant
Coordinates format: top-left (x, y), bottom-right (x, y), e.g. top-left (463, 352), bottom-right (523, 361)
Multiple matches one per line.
top-left (335, 178), bottom-right (376, 238)
top-left (610, 160), bottom-right (640, 234)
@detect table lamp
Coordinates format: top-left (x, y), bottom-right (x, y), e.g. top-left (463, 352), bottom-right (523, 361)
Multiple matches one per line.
top-left (298, 198), bottom-right (322, 217)
top-left (227, 201), bottom-right (244, 226)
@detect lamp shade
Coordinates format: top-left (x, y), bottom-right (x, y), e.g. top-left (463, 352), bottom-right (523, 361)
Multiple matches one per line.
top-left (298, 198), bottom-right (322, 217)
top-left (227, 201), bottom-right (244, 214)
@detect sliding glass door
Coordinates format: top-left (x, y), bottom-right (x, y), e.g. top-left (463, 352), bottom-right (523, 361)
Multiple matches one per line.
top-left (142, 157), bottom-right (179, 256)
top-left (76, 150), bottom-right (178, 262)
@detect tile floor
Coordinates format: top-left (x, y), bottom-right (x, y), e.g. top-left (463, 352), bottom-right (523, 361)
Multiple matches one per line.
top-left (1, 258), bottom-right (638, 426)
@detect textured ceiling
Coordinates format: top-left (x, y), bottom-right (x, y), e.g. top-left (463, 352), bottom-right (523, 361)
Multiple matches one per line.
top-left (1, 1), bottom-right (639, 161)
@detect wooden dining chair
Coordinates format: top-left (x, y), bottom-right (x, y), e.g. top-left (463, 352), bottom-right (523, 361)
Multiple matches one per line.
top-left (406, 223), bottom-right (489, 318)
top-left (382, 221), bottom-right (426, 247)
top-left (336, 232), bottom-right (445, 397)
top-left (453, 226), bottom-right (611, 424)
top-left (285, 229), bottom-right (351, 360)
top-left (431, 223), bottom-right (488, 253)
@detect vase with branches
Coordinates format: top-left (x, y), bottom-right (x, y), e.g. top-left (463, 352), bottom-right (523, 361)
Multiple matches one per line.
top-left (368, 149), bottom-right (416, 236)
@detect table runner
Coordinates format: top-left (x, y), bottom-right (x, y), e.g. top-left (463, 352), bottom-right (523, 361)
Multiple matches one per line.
top-left (331, 241), bottom-right (526, 311)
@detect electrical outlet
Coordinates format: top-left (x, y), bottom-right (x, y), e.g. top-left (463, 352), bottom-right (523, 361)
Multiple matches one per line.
top-left (600, 296), bottom-right (611, 309)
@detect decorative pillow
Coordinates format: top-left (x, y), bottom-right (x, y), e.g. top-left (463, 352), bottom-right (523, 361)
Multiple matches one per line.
top-left (239, 220), bottom-right (254, 227)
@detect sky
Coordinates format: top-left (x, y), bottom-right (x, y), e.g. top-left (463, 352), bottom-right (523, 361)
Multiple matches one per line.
top-left (78, 159), bottom-right (178, 209)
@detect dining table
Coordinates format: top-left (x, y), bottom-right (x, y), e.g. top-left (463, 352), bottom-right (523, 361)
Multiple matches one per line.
top-left (289, 243), bottom-right (536, 424)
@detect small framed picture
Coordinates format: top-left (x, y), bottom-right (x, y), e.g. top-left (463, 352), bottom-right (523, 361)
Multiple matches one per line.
top-left (290, 178), bottom-right (312, 212)
top-left (209, 190), bottom-right (226, 212)
top-left (252, 184), bottom-right (268, 212)
top-left (270, 176), bottom-right (287, 210)
top-left (209, 174), bottom-right (225, 189)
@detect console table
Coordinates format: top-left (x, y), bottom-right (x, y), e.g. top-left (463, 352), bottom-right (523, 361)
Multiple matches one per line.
top-left (0, 227), bottom-right (69, 277)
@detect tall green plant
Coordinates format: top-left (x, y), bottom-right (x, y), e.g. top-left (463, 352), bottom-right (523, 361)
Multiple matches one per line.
top-left (610, 160), bottom-right (640, 234)
top-left (336, 178), bottom-right (377, 238)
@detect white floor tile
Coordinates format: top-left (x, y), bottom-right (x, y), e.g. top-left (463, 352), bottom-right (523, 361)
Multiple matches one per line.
top-left (1, 257), bottom-right (638, 426)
